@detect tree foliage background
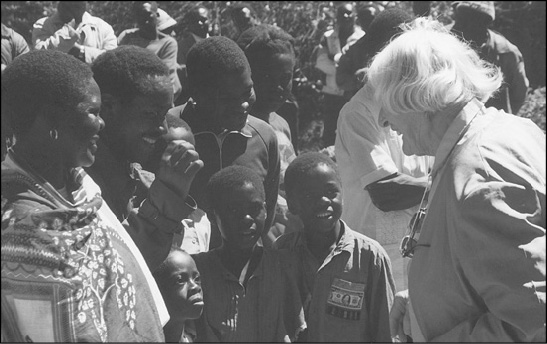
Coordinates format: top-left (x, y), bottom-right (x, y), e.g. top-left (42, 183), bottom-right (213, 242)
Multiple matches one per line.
top-left (2, 1), bottom-right (545, 146)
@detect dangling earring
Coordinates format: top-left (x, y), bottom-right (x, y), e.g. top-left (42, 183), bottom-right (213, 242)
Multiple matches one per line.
top-left (49, 129), bottom-right (58, 141)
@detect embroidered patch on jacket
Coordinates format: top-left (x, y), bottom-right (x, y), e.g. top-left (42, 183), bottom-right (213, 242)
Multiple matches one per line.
top-left (326, 278), bottom-right (365, 320)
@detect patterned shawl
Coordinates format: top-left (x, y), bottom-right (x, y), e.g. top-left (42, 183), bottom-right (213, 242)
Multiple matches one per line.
top-left (1, 152), bottom-right (166, 342)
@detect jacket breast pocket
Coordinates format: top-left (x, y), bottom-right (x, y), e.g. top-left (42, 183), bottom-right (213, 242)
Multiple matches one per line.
top-left (325, 278), bottom-right (365, 321)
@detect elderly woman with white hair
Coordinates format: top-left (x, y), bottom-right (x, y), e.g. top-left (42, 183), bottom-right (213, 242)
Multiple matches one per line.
top-left (367, 18), bottom-right (545, 342)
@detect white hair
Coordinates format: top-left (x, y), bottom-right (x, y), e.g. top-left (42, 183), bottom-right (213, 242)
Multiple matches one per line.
top-left (366, 18), bottom-right (503, 116)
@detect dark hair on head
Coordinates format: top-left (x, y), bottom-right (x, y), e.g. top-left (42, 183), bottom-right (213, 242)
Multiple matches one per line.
top-left (357, 3), bottom-right (384, 26)
top-left (237, 24), bottom-right (295, 66)
top-left (184, 4), bottom-right (207, 23)
top-left (230, 2), bottom-right (255, 19)
top-left (152, 247), bottom-right (189, 285)
top-left (1, 50), bottom-right (93, 137)
top-left (285, 152), bottom-right (340, 197)
top-left (186, 36), bottom-right (250, 94)
top-left (207, 165), bottom-right (265, 212)
top-left (91, 45), bottom-right (169, 104)
top-left (132, 1), bottom-right (157, 14)
top-left (366, 7), bottom-right (413, 54)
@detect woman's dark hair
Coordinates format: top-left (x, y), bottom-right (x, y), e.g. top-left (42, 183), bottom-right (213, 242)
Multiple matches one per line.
top-left (2, 50), bottom-right (93, 137)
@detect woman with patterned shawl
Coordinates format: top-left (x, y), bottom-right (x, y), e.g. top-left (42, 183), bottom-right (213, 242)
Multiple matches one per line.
top-left (1, 50), bottom-right (201, 342)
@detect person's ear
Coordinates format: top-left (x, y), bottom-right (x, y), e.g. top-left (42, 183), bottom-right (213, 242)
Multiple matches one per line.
top-left (286, 192), bottom-right (300, 215)
top-left (99, 93), bottom-right (119, 122)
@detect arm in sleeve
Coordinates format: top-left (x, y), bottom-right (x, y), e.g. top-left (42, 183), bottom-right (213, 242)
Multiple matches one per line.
top-left (336, 106), bottom-right (399, 188)
top-left (367, 245), bottom-right (396, 342)
top-left (32, 19), bottom-right (77, 53)
top-left (13, 31), bottom-right (30, 57)
top-left (432, 180), bottom-right (546, 342)
top-left (315, 35), bottom-right (336, 75)
top-left (159, 38), bottom-right (181, 99)
top-left (82, 22), bottom-right (117, 64)
top-left (123, 179), bottom-right (197, 271)
top-left (500, 50), bottom-right (529, 115)
top-left (264, 132), bottom-right (281, 244)
top-left (336, 48), bottom-right (361, 92)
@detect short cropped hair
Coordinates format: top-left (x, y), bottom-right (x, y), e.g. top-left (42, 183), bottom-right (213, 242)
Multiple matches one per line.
top-left (237, 24), bottom-right (295, 66)
top-left (206, 165), bottom-right (265, 212)
top-left (91, 45), bottom-right (169, 104)
top-left (229, 2), bottom-right (256, 20)
top-left (367, 18), bottom-right (503, 116)
top-left (152, 247), bottom-right (188, 286)
top-left (285, 152), bottom-right (340, 198)
top-left (366, 8), bottom-right (412, 56)
top-left (1, 50), bottom-right (93, 137)
top-left (132, 1), bottom-right (157, 14)
top-left (186, 36), bottom-right (250, 94)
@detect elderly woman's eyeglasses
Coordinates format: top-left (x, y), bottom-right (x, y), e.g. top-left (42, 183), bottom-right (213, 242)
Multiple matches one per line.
top-left (400, 175), bottom-right (431, 258)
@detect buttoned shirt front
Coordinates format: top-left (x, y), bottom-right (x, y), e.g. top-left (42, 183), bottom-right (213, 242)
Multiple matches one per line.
top-left (192, 247), bottom-right (305, 342)
top-left (409, 99), bottom-right (546, 341)
top-left (32, 11), bottom-right (117, 64)
top-left (274, 220), bottom-right (395, 342)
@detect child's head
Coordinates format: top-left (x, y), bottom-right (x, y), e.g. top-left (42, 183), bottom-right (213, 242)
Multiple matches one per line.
top-left (237, 24), bottom-right (295, 116)
top-left (153, 248), bottom-right (204, 321)
top-left (186, 36), bottom-right (255, 132)
top-left (207, 165), bottom-right (266, 251)
top-left (285, 152), bottom-right (342, 234)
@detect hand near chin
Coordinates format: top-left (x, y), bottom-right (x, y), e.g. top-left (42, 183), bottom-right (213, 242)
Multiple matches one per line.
top-left (156, 140), bottom-right (203, 199)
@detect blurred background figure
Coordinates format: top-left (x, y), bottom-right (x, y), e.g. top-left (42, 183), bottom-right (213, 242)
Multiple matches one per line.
top-left (450, 1), bottom-right (529, 114)
top-left (32, 1), bottom-right (117, 64)
top-left (118, 1), bottom-right (181, 104)
top-left (176, 5), bottom-right (211, 105)
top-left (157, 7), bottom-right (178, 37)
top-left (229, 2), bottom-right (258, 41)
top-left (412, 1), bottom-right (431, 17)
top-left (315, 1), bottom-right (364, 147)
top-left (337, 4), bottom-right (398, 100)
top-left (2, 10), bottom-right (29, 160)
top-left (356, 2), bottom-right (385, 32)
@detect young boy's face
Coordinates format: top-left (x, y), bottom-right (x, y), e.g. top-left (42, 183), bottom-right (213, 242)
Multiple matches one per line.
top-left (159, 250), bottom-right (204, 321)
top-left (251, 53), bottom-right (295, 115)
top-left (215, 181), bottom-right (266, 251)
top-left (289, 163), bottom-right (342, 235)
top-left (194, 69), bottom-right (256, 132)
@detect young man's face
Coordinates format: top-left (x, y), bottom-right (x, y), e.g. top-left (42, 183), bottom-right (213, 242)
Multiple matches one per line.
top-left (194, 69), bottom-right (256, 132)
top-left (136, 2), bottom-right (158, 34)
top-left (214, 182), bottom-right (266, 251)
top-left (232, 7), bottom-right (254, 33)
top-left (188, 8), bottom-right (210, 38)
top-left (289, 163), bottom-right (343, 235)
top-left (104, 75), bottom-right (173, 168)
top-left (158, 250), bottom-right (204, 321)
top-left (250, 53), bottom-right (295, 116)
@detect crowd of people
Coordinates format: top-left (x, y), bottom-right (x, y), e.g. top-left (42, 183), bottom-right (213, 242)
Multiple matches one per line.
top-left (1, 1), bottom-right (545, 342)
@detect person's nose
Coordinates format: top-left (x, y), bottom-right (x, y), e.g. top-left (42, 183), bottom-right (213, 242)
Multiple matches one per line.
top-left (97, 115), bottom-right (106, 131)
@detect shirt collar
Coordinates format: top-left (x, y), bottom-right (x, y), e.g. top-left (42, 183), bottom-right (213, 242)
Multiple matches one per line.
top-left (184, 100), bottom-right (252, 138)
top-left (431, 98), bottom-right (485, 180)
top-left (1, 23), bottom-right (9, 37)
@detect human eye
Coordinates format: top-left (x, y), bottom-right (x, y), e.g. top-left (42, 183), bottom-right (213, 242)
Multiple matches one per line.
top-left (175, 274), bottom-right (189, 285)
